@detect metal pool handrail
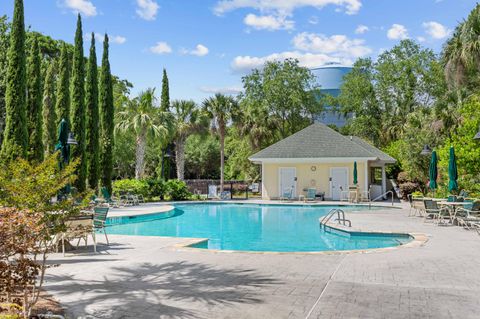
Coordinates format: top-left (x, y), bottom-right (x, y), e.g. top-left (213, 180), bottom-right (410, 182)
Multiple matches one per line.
top-left (320, 209), bottom-right (351, 228)
top-left (369, 190), bottom-right (394, 209)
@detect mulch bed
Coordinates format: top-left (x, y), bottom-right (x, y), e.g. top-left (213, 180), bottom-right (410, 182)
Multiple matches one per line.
top-left (1, 291), bottom-right (65, 319)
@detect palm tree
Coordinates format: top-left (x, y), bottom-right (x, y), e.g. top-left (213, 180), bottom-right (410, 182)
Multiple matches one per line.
top-left (202, 94), bottom-right (237, 192)
top-left (443, 4), bottom-right (480, 87)
top-left (116, 88), bottom-right (171, 179)
top-left (171, 100), bottom-right (207, 180)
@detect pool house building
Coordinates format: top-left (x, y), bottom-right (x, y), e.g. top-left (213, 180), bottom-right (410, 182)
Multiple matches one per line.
top-left (249, 123), bottom-right (396, 201)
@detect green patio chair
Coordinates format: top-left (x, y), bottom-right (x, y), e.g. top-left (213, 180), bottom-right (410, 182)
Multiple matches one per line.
top-left (423, 199), bottom-right (449, 224)
top-left (456, 200), bottom-right (480, 229)
top-left (447, 195), bottom-right (457, 202)
top-left (280, 187), bottom-right (293, 202)
top-left (306, 188), bottom-right (316, 202)
top-left (101, 187), bottom-right (121, 207)
top-left (94, 206), bottom-right (110, 245)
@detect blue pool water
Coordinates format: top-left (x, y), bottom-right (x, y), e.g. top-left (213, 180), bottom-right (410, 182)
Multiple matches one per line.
top-left (106, 203), bottom-right (411, 252)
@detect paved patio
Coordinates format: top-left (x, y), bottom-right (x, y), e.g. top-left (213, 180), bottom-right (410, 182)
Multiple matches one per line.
top-left (44, 202), bottom-right (480, 318)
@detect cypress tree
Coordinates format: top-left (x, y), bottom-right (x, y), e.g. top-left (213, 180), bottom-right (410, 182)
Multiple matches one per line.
top-left (56, 44), bottom-right (70, 127)
top-left (99, 34), bottom-right (114, 194)
top-left (42, 60), bottom-right (57, 155)
top-left (86, 33), bottom-right (99, 190)
top-left (70, 14), bottom-right (86, 191)
top-left (26, 36), bottom-right (43, 161)
top-left (1, 0), bottom-right (28, 159)
top-left (160, 68), bottom-right (170, 111)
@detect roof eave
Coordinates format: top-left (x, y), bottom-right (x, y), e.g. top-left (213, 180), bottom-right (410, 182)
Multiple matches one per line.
top-left (248, 157), bottom-right (379, 164)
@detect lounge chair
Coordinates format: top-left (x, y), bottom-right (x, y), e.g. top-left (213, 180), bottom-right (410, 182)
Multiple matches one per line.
top-left (407, 194), bottom-right (416, 216)
top-left (423, 199), bottom-right (449, 224)
top-left (447, 195), bottom-right (457, 202)
top-left (93, 206), bottom-right (110, 245)
top-left (305, 188), bottom-right (316, 202)
top-left (459, 189), bottom-right (469, 198)
top-left (456, 200), bottom-right (480, 229)
top-left (280, 187), bottom-right (293, 202)
top-left (208, 185), bottom-right (219, 200)
top-left (101, 187), bottom-right (122, 207)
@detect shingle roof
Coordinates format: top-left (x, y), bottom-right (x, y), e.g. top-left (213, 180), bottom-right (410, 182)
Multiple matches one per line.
top-left (350, 137), bottom-right (396, 163)
top-left (249, 123), bottom-right (395, 163)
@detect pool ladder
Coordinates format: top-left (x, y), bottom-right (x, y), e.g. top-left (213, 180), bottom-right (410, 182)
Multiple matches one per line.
top-left (320, 209), bottom-right (351, 228)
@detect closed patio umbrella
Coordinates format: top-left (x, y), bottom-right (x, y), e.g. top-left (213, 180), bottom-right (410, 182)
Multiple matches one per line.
top-left (429, 150), bottom-right (438, 193)
top-left (448, 146), bottom-right (458, 193)
top-left (55, 119), bottom-right (70, 198)
top-left (353, 161), bottom-right (358, 185)
top-left (55, 118), bottom-right (69, 167)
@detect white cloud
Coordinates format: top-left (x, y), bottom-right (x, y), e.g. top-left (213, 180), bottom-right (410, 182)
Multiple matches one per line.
top-left (85, 33), bottom-right (126, 44)
top-left (355, 24), bottom-right (369, 34)
top-left (214, 0), bottom-right (362, 16)
top-left (293, 32), bottom-right (372, 57)
top-left (181, 44), bottom-right (210, 57)
top-left (417, 36), bottom-right (426, 43)
top-left (62, 0), bottom-right (97, 16)
top-left (150, 42), bottom-right (172, 54)
top-left (199, 85), bottom-right (243, 95)
top-left (111, 35), bottom-right (127, 44)
top-left (387, 24), bottom-right (408, 40)
top-left (244, 13), bottom-right (294, 31)
top-left (136, 0), bottom-right (159, 21)
top-left (422, 21), bottom-right (450, 39)
top-left (231, 31), bottom-right (372, 73)
top-left (231, 51), bottom-right (351, 73)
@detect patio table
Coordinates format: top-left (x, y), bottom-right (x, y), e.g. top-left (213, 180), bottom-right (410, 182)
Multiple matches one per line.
top-left (438, 201), bottom-right (469, 225)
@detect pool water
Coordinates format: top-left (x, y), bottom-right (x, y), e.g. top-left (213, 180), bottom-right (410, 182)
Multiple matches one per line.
top-left (106, 203), bottom-right (411, 252)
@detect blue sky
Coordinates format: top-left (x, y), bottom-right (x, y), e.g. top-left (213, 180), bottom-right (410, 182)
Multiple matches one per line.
top-left (1, 0), bottom-right (477, 101)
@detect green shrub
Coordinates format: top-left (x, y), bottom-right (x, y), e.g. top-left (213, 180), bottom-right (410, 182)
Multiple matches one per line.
top-left (144, 178), bottom-right (167, 199)
top-left (113, 179), bottom-right (149, 197)
top-left (165, 179), bottom-right (191, 200)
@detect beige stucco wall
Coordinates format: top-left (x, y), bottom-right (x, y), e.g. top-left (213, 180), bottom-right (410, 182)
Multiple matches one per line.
top-left (262, 162), bottom-right (367, 200)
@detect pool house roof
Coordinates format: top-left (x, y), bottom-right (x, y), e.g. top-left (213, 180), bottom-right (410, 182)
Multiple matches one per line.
top-left (249, 123), bottom-right (396, 164)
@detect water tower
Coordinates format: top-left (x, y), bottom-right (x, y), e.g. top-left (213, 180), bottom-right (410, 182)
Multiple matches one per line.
top-left (311, 62), bottom-right (353, 127)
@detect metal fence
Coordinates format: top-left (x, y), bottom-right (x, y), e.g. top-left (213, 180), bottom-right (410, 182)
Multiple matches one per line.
top-left (184, 179), bottom-right (261, 199)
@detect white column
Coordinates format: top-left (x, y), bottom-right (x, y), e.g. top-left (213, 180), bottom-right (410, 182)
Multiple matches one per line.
top-left (364, 161), bottom-right (369, 195)
top-left (381, 164), bottom-right (387, 199)
top-left (261, 163), bottom-right (266, 199)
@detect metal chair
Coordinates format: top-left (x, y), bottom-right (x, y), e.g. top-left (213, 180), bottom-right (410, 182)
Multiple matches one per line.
top-left (93, 206), bottom-right (110, 245)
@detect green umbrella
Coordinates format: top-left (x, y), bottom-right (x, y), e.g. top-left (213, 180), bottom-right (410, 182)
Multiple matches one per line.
top-left (55, 119), bottom-right (70, 198)
top-left (353, 161), bottom-right (358, 185)
top-left (448, 146), bottom-right (458, 193)
top-left (429, 150), bottom-right (438, 191)
top-left (55, 119), bottom-right (70, 167)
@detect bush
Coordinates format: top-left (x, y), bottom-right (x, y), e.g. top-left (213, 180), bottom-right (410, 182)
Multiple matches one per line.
top-left (113, 179), bottom-right (149, 198)
top-left (0, 155), bottom-right (83, 318)
top-left (144, 178), bottom-right (167, 199)
top-left (399, 181), bottom-right (422, 199)
top-left (165, 179), bottom-right (191, 201)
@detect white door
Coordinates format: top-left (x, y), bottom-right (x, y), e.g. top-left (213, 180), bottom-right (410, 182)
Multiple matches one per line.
top-left (279, 168), bottom-right (296, 198)
top-left (330, 167), bottom-right (348, 200)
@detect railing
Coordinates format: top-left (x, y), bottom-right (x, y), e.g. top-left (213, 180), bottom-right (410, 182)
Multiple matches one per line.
top-left (369, 190), bottom-right (394, 209)
top-left (320, 209), bottom-right (351, 228)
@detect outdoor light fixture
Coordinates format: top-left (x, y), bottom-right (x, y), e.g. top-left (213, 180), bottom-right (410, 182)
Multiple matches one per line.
top-left (67, 132), bottom-right (78, 145)
top-left (420, 144), bottom-right (432, 156)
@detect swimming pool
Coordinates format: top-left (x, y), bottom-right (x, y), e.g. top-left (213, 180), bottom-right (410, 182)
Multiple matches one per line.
top-left (106, 203), bottom-right (411, 252)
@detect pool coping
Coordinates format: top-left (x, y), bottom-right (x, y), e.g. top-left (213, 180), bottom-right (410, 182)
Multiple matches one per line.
top-left (171, 226), bottom-right (428, 256)
top-left (107, 203), bottom-right (428, 255)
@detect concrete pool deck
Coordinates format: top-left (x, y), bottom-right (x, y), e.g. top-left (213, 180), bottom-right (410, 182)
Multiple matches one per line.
top-left (44, 201), bottom-right (480, 318)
